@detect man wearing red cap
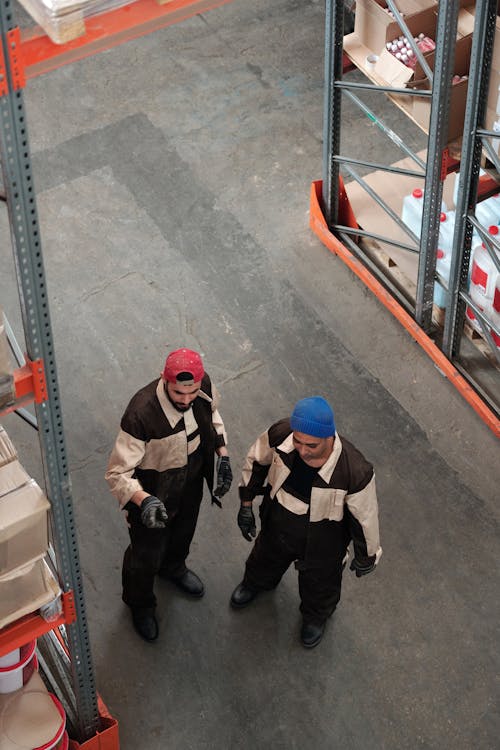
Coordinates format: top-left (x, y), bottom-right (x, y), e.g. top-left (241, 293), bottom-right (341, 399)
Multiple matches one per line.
top-left (230, 396), bottom-right (381, 649)
top-left (106, 348), bottom-right (232, 641)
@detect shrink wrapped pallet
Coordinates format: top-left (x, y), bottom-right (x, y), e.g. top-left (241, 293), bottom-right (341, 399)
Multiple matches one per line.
top-left (17, 0), bottom-right (137, 45)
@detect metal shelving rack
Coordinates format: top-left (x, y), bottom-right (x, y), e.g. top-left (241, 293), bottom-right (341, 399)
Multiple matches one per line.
top-left (0, 1), bottom-right (104, 745)
top-left (314, 0), bottom-right (500, 435)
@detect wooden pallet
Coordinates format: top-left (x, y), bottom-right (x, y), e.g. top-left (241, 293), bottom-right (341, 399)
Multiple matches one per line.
top-left (17, 0), bottom-right (86, 45)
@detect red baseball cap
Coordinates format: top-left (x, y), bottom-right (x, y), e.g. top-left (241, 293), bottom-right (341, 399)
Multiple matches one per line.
top-left (163, 348), bottom-right (204, 384)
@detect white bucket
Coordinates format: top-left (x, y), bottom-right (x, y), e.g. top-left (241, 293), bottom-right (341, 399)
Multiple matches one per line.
top-left (0, 649), bottom-right (20, 669)
top-left (0, 640), bottom-right (37, 694)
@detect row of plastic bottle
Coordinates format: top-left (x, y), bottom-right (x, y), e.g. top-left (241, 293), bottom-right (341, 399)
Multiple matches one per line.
top-left (401, 187), bottom-right (500, 348)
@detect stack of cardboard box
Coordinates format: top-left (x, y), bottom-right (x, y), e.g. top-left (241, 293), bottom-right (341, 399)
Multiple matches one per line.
top-left (0, 425), bottom-right (60, 629)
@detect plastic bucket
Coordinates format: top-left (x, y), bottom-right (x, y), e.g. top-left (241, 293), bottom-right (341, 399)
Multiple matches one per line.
top-left (54, 730), bottom-right (69, 750)
top-left (0, 640), bottom-right (37, 694)
top-left (0, 688), bottom-right (66, 750)
top-left (34, 694), bottom-right (66, 750)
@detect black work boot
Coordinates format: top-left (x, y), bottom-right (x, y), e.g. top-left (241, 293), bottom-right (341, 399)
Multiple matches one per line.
top-left (169, 569), bottom-right (205, 598)
top-left (132, 610), bottom-right (159, 642)
top-left (300, 620), bottom-right (326, 649)
top-left (230, 582), bottom-right (259, 609)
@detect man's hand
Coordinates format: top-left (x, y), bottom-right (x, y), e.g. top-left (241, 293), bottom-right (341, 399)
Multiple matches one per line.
top-left (141, 495), bottom-right (168, 529)
top-left (349, 558), bottom-right (376, 578)
top-left (214, 456), bottom-right (233, 497)
top-left (237, 504), bottom-right (256, 542)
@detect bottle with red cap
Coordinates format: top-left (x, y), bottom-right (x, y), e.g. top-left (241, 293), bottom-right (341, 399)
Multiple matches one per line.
top-left (434, 211), bottom-right (456, 308)
top-left (401, 187), bottom-right (447, 240)
top-left (466, 225), bottom-right (500, 332)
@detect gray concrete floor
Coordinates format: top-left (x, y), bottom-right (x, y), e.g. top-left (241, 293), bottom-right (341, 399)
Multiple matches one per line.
top-left (2, 1), bottom-right (500, 748)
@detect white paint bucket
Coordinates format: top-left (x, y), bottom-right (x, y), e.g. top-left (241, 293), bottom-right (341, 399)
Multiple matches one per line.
top-left (0, 640), bottom-right (37, 694)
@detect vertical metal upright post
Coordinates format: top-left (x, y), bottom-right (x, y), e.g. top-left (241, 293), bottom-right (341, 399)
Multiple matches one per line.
top-left (443, 0), bottom-right (498, 357)
top-left (0, 1), bottom-right (99, 741)
top-left (322, 0), bottom-right (344, 228)
top-left (417, 0), bottom-right (460, 330)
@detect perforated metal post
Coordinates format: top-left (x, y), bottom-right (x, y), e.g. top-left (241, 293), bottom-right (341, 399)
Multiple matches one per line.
top-left (416, 0), bottom-right (460, 330)
top-left (0, 1), bottom-right (98, 741)
top-left (322, 0), bottom-right (345, 228)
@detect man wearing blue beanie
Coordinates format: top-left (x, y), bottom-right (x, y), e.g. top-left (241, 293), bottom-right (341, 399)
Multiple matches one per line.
top-left (230, 396), bottom-right (382, 648)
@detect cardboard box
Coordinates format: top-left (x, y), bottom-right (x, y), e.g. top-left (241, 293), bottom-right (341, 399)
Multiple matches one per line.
top-left (0, 472), bottom-right (50, 577)
top-left (354, 0), bottom-right (439, 55)
top-left (487, 69), bottom-right (500, 115)
top-left (0, 459), bottom-right (31, 496)
top-left (373, 33), bottom-right (472, 141)
top-left (412, 35), bottom-right (472, 141)
top-left (0, 558), bottom-right (60, 629)
top-left (0, 426), bottom-right (17, 469)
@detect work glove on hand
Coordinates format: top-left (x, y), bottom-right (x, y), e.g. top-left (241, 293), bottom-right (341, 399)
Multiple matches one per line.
top-left (214, 456), bottom-right (233, 497)
top-left (349, 558), bottom-right (376, 578)
top-left (238, 504), bottom-right (256, 542)
top-left (140, 495), bottom-right (168, 529)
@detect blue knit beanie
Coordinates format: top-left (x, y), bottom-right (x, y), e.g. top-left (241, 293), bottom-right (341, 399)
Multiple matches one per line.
top-left (290, 397), bottom-right (336, 438)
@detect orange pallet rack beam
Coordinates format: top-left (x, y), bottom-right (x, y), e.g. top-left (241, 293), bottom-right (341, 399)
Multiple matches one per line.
top-left (20, 0), bottom-right (235, 78)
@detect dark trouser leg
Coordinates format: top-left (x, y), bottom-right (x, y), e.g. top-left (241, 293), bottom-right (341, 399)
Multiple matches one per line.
top-left (243, 528), bottom-right (296, 591)
top-left (159, 477), bottom-right (203, 579)
top-left (122, 520), bottom-right (169, 614)
top-left (298, 558), bottom-right (344, 625)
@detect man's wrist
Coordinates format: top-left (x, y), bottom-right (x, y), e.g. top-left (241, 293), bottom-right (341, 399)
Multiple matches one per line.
top-left (131, 490), bottom-right (149, 507)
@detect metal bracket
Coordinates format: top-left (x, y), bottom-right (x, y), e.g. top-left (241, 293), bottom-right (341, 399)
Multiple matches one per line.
top-left (0, 28), bottom-right (24, 95)
top-left (6, 29), bottom-right (25, 91)
top-left (62, 590), bottom-right (77, 625)
top-left (13, 357), bottom-right (47, 404)
top-left (0, 34), bottom-right (6, 96)
top-left (440, 148), bottom-right (450, 182)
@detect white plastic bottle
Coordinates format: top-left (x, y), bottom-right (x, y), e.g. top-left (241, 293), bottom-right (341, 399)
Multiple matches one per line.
top-left (475, 193), bottom-right (500, 230)
top-left (401, 188), bottom-right (447, 239)
top-left (490, 284), bottom-right (500, 349)
top-left (433, 211), bottom-right (455, 308)
top-left (466, 225), bottom-right (500, 331)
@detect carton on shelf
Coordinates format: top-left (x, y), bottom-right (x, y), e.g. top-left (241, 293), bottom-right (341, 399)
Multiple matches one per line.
top-left (0, 468), bottom-right (51, 577)
top-left (353, 0), bottom-right (439, 55)
top-left (373, 33), bottom-right (472, 141)
top-left (0, 427), bottom-right (17, 470)
top-left (0, 558), bottom-right (61, 629)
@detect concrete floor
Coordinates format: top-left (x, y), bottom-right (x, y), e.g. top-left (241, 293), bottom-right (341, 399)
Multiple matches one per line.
top-left (2, 1), bottom-right (500, 748)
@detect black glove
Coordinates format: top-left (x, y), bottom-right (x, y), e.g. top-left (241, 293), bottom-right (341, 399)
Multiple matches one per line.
top-left (214, 456), bottom-right (233, 497)
top-left (350, 558), bottom-right (376, 578)
top-left (237, 504), bottom-right (256, 542)
top-left (140, 495), bottom-right (168, 529)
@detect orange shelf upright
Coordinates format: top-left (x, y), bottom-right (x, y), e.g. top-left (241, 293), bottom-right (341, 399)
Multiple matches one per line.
top-left (20, 0), bottom-right (235, 78)
top-left (309, 179), bottom-right (500, 439)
